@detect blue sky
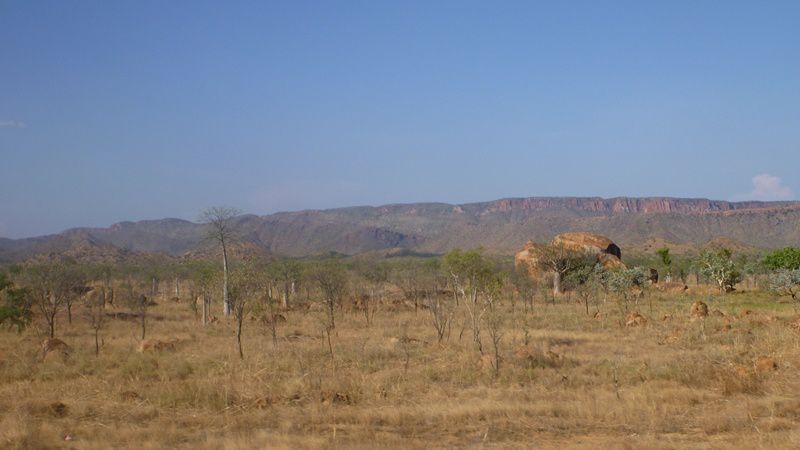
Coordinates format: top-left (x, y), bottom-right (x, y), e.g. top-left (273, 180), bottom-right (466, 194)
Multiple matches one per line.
top-left (1, 1), bottom-right (799, 238)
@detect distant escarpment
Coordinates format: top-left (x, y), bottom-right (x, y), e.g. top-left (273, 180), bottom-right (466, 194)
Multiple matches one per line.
top-left (1, 196), bottom-right (799, 263)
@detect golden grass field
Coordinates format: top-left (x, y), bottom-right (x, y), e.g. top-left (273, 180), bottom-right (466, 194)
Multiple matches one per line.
top-left (2, 288), bottom-right (800, 449)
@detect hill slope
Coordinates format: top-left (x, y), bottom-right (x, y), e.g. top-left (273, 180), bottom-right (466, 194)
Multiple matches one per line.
top-left (2, 197), bottom-right (799, 262)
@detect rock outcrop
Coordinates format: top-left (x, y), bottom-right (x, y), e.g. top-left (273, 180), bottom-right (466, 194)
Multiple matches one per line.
top-left (514, 232), bottom-right (626, 282)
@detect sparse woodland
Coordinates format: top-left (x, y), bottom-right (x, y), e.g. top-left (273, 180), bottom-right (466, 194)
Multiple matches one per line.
top-left (2, 239), bottom-right (800, 449)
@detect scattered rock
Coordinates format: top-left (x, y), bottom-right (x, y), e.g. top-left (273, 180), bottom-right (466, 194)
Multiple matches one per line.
top-left (41, 338), bottom-right (71, 361)
top-left (739, 309), bottom-right (754, 318)
top-left (710, 309), bottom-right (725, 317)
top-left (625, 311), bottom-right (647, 327)
top-left (734, 365), bottom-right (751, 379)
top-left (754, 356), bottom-right (778, 372)
top-left (49, 402), bottom-right (68, 418)
top-left (690, 300), bottom-right (709, 319)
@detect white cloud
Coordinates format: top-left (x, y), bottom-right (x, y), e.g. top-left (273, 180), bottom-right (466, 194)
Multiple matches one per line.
top-left (0, 120), bottom-right (26, 129)
top-left (734, 173), bottom-right (794, 201)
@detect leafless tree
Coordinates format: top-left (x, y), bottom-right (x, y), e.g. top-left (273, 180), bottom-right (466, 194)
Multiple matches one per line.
top-left (427, 295), bottom-right (453, 343)
top-left (229, 258), bottom-right (262, 359)
top-left (311, 261), bottom-right (347, 330)
top-left (25, 261), bottom-right (84, 338)
top-left (85, 295), bottom-right (106, 356)
top-left (199, 206), bottom-right (241, 316)
top-left (272, 259), bottom-right (302, 309)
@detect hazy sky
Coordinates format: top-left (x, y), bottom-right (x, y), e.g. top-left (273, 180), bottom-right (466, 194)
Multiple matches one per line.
top-left (2, 1), bottom-right (799, 238)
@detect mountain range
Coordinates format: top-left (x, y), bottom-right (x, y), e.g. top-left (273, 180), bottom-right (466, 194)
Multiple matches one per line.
top-left (2, 196), bottom-right (799, 263)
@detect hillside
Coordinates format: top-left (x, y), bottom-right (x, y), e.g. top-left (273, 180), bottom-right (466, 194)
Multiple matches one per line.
top-left (1, 197), bottom-right (799, 262)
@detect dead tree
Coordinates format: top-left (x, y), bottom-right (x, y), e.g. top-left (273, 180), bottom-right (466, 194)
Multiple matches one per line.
top-left (200, 206), bottom-right (241, 316)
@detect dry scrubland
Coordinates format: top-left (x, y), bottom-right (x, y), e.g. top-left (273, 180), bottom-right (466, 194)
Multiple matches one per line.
top-left (3, 289), bottom-right (800, 449)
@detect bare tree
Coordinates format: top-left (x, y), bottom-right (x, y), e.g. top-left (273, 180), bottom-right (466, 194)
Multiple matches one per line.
top-left (272, 259), bottom-right (302, 309)
top-left (199, 206), bottom-right (241, 316)
top-left (85, 295), bottom-right (106, 356)
top-left (311, 261), bottom-right (348, 330)
top-left (427, 294), bottom-right (453, 343)
top-left (443, 249), bottom-right (502, 354)
top-left (229, 258), bottom-right (262, 359)
top-left (24, 261), bottom-right (84, 339)
top-left (189, 261), bottom-right (217, 325)
top-left (360, 262), bottom-right (388, 326)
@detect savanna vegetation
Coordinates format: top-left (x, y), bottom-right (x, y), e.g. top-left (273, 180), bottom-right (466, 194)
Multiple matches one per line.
top-left (2, 219), bottom-right (800, 449)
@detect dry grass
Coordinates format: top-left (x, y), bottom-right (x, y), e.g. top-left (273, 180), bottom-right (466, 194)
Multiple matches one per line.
top-left (3, 289), bottom-right (800, 449)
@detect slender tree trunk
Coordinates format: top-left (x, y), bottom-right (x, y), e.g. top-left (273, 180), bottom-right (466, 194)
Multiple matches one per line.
top-left (94, 328), bottom-right (100, 356)
top-left (236, 314), bottom-right (244, 359)
top-left (327, 298), bottom-right (336, 329)
top-left (202, 292), bottom-right (208, 325)
top-left (553, 272), bottom-right (562, 296)
top-left (222, 241), bottom-right (231, 316)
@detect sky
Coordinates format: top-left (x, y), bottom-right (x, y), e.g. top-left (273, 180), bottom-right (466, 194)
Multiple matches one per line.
top-left (1, 1), bottom-right (799, 239)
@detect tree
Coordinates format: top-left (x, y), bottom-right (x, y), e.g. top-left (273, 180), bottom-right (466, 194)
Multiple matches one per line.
top-left (696, 248), bottom-right (741, 293)
top-left (229, 258), bottom-right (263, 359)
top-left (603, 267), bottom-right (649, 310)
top-left (390, 259), bottom-right (427, 312)
top-left (272, 259), bottom-right (302, 309)
top-left (0, 269), bottom-right (32, 332)
top-left (359, 262), bottom-right (388, 326)
top-left (768, 269), bottom-right (800, 304)
top-left (188, 260), bottom-right (219, 325)
top-left (24, 261), bottom-right (85, 338)
top-left (656, 247), bottom-right (672, 268)
top-left (509, 264), bottom-right (536, 311)
top-left (310, 260), bottom-right (348, 330)
top-left (200, 206), bottom-right (241, 316)
top-left (443, 249), bottom-right (502, 353)
top-left (535, 244), bottom-right (592, 295)
top-left (764, 247), bottom-right (800, 271)
top-left (656, 247), bottom-right (672, 280)
top-left (564, 264), bottom-right (603, 315)
top-left (85, 293), bottom-right (106, 356)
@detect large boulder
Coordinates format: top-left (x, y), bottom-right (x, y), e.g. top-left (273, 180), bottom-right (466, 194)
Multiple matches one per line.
top-left (514, 232), bottom-right (626, 281)
top-left (551, 232), bottom-right (622, 261)
top-left (514, 240), bottom-right (547, 279)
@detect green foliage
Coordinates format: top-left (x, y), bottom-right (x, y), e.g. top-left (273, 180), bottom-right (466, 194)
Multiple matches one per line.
top-left (443, 249), bottom-right (503, 297)
top-left (768, 269), bottom-right (800, 300)
top-left (0, 271), bottom-right (32, 332)
top-left (656, 247), bottom-right (672, 267)
top-left (695, 248), bottom-right (741, 293)
top-left (603, 267), bottom-right (648, 298)
top-left (764, 247), bottom-right (800, 271)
